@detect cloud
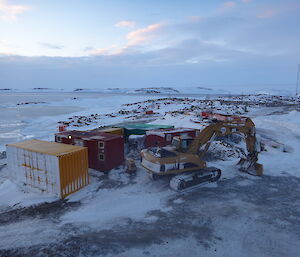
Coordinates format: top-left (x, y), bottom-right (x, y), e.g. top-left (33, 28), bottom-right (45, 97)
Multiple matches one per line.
top-left (89, 45), bottom-right (119, 56)
top-left (257, 9), bottom-right (278, 19)
top-left (0, 0), bottom-right (31, 22)
top-left (187, 16), bottom-right (202, 22)
top-left (89, 1), bottom-right (300, 63)
top-left (39, 42), bottom-right (64, 50)
top-left (240, 0), bottom-right (251, 3)
top-left (84, 46), bottom-right (94, 51)
top-left (126, 23), bottom-right (164, 46)
top-left (91, 22), bottom-right (164, 56)
top-left (219, 1), bottom-right (236, 11)
top-left (0, 52), bottom-right (297, 91)
top-left (0, 40), bottom-right (17, 55)
top-left (115, 20), bottom-right (136, 28)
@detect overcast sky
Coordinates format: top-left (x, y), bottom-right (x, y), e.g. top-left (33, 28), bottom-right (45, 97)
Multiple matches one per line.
top-left (0, 0), bottom-right (299, 91)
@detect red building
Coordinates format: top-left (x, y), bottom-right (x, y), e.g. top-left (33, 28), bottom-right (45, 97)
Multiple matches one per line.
top-left (145, 128), bottom-right (199, 148)
top-left (55, 130), bottom-right (124, 172)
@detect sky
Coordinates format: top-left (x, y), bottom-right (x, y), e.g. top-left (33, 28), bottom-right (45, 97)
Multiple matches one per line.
top-left (0, 0), bottom-right (300, 91)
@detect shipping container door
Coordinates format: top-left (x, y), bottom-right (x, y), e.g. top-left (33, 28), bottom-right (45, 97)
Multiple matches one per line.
top-left (59, 149), bottom-right (89, 199)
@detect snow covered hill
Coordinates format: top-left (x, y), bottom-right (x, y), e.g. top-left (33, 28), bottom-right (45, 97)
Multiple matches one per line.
top-left (0, 86), bottom-right (297, 96)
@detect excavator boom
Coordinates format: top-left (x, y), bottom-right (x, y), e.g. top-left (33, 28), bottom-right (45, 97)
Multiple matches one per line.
top-left (186, 118), bottom-right (263, 175)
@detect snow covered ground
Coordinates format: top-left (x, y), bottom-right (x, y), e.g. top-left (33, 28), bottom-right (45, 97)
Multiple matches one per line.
top-left (0, 91), bottom-right (299, 257)
top-left (0, 92), bottom-right (160, 151)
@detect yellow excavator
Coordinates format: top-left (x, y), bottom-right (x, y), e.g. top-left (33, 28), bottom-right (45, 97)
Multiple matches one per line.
top-left (141, 117), bottom-right (263, 191)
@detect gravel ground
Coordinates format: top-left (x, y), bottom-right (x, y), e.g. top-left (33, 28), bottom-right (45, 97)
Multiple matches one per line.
top-left (0, 173), bottom-right (299, 257)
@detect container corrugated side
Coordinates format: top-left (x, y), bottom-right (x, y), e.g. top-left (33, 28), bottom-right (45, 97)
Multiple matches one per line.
top-left (6, 145), bottom-right (61, 197)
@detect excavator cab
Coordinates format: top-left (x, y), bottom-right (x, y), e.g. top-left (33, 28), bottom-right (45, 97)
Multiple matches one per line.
top-left (172, 136), bottom-right (194, 152)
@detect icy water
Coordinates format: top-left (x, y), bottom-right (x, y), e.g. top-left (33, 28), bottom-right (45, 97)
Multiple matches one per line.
top-left (0, 92), bottom-right (107, 151)
top-left (0, 92), bottom-right (162, 151)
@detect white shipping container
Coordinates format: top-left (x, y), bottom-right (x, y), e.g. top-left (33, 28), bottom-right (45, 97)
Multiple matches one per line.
top-left (6, 140), bottom-right (89, 199)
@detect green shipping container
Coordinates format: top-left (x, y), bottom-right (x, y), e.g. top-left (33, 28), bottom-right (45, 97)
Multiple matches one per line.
top-left (116, 123), bottom-right (174, 139)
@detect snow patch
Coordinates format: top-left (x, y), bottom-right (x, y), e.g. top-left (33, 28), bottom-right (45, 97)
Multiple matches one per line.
top-left (61, 182), bottom-right (171, 228)
top-left (0, 179), bottom-right (56, 210)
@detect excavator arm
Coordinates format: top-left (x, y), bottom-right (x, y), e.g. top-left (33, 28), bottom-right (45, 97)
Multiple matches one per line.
top-left (187, 118), bottom-right (263, 175)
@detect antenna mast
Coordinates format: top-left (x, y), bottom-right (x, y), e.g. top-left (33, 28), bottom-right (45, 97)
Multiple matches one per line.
top-left (296, 63), bottom-right (300, 96)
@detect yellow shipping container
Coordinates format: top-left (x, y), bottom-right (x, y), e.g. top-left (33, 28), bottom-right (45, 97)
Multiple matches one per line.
top-left (98, 127), bottom-right (123, 135)
top-left (6, 139), bottom-right (89, 199)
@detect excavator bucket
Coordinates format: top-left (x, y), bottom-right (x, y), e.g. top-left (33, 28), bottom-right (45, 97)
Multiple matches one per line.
top-left (238, 158), bottom-right (263, 176)
top-left (253, 162), bottom-right (263, 176)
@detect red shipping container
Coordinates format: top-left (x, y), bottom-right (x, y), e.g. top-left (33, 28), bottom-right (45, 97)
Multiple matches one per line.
top-left (145, 110), bottom-right (154, 115)
top-left (55, 130), bottom-right (124, 172)
top-left (58, 125), bottom-right (67, 132)
top-left (145, 128), bottom-right (199, 148)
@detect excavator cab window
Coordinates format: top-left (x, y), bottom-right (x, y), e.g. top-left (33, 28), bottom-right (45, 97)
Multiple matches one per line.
top-left (181, 139), bottom-right (188, 149)
top-left (172, 137), bottom-right (181, 149)
top-left (181, 138), bottom-right (193, 152)
top-left (172, 137), bottom-right (194, 152)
